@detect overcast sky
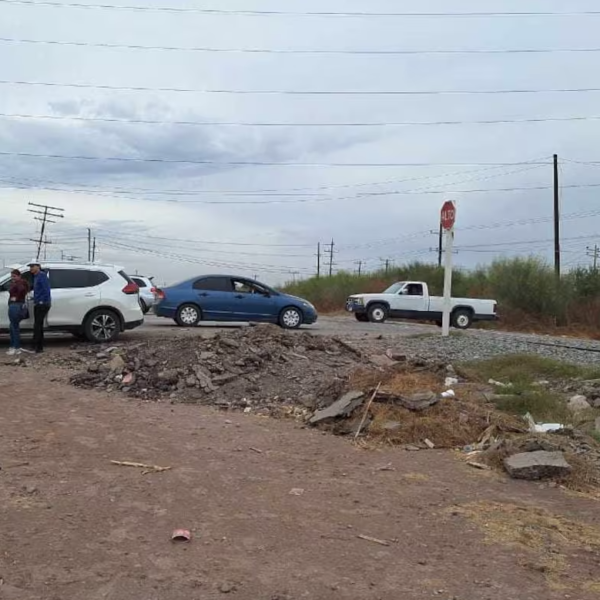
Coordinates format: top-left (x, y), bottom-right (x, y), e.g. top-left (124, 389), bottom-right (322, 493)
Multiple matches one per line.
top-left (1, 0), bottom-right (600, 285)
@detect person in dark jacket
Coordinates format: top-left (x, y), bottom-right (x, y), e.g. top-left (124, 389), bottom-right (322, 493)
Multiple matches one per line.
top-left (7, 269), bottom-right (29, 356)
top-left (29, 262), bottom-right (51, 353)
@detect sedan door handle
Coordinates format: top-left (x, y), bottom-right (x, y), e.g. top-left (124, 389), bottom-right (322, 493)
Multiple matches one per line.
top-left (198, 292), bottom-right (209, 297)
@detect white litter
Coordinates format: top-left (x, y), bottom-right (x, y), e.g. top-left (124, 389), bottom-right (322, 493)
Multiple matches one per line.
top-left (441, 390), bottom-right (455, 399)
top-left (524, 412), bottom-right (564, 433)
top-left (488, 378), bottom-right (513, 388)
top-left (444, 377), bottom-right (459, 387)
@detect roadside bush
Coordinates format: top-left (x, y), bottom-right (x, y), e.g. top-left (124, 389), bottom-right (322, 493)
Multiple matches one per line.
top-left (282, 258), bottom-right (600, 336)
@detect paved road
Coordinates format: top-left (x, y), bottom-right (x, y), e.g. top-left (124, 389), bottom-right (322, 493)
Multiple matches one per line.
top-left (136, 314), bottom-right (437, 339)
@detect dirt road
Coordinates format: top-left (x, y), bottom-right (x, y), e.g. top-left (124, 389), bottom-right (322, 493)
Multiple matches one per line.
top-left (1, 364), bottom-right (599, 600)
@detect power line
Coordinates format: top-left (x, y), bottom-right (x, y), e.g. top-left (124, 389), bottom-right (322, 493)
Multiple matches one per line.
top-left (3, 37), bottom-right (600, 56)
top-left (0, 151), bottom-right (551, 168)
top-left (4, 1), bottom-right (600, 18)
top-left (4, 112), bottom-right (600, 127)
top-left (4, 79), bottom-right (600, 96)
top-left (0, 160), bottom-right (548, 195)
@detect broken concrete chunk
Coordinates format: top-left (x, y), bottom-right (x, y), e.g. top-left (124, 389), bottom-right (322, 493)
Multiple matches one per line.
top-left (107, 354), bottom-right (125, 373)
top-left (504, 451), bottom-right (571, 481)
top-left (369, 354), bottom-right (398, 368)
top-left (385, 349), bottom-right (407, 362)
top-left (309, 391), bottom-right (365, 425)
top-left (398, 391), bottom-right (439, 412)
top-left (567, 395), bottom-right (591, 413)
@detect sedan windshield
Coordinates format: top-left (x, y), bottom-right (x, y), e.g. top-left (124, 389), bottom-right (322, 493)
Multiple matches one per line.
top-left (383, 282), bottom-right (406, 294)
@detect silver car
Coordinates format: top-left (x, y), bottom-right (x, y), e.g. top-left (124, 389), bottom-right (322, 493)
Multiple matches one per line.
top-left (131, 275), bottom-right (157, 314)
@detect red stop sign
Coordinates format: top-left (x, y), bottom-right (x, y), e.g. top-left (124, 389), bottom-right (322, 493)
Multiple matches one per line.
top-left (440, 200), bottom-right (456, 231)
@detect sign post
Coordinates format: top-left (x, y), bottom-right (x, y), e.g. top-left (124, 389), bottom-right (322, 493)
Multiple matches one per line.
top-left (440, 200), bottom-right (456, 338)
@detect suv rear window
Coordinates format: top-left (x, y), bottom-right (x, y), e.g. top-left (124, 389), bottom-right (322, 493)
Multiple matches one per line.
top-left (132, 277), bottom-right (147, 288)
top-left (49, 269), bottom-right (109, 289)
top-left (193, 277), bottom-right (233, 292)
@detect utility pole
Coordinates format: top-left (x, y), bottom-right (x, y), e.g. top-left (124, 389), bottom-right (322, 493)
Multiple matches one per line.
top-left (355, 260), bottom-right (363, 276)
top-left (92, 237), bottom-right (97, 262)
top-left (28, 202), bottom-right (64, 261)
top-left (316, 242), bottom-right (321, 278)
top-left (586, 245), bottom-right (600, 270)
top-left (553, 154), bottom-right (561, 279)
top-left (87, 228), bottom-right (92, 262)
top-left (380, 258), bottom-right (390, 274)
top-left (324, 239), bottom-right (335, 276)
top-left (42, 235), bottom-right (49, 260)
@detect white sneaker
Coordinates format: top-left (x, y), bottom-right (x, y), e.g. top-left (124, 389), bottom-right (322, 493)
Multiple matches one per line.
top-left (14, 349), bottom-right (22, 355)
top-left (6, 348), bottom-right (15, 356)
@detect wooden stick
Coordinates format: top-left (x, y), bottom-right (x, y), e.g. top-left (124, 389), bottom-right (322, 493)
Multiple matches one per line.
top-left (357, 534), bottom-right (390, 547)
top-left (111, 460), bottom-right (171, 473)
top-left (354, 382), bottom-right (382, 441)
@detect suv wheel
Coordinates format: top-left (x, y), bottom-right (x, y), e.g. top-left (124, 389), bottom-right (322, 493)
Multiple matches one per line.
top-left (84, 309), bottom-right (120, 343)
top-left (176, 304), bottom-right (202, 327)
top-left (367, 303), bottom-right (388, 324)
top-left (279, 306), bottom-right (303, 329)
top-left (139, 298), bottom-right (148, 314)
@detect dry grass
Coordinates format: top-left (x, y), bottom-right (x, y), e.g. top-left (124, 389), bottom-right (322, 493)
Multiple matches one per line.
top-left (346, 367), bottom-right (525, 448)
top-left (451, 501), bottom-right (600, 588)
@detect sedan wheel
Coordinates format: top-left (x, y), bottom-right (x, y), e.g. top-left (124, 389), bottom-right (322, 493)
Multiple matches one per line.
top-left (279, 307), bottom-right (303, 329)
top-left (85, 310), bottom-right (120, 343)
top-left (176, 304), bottom-right (201, 327)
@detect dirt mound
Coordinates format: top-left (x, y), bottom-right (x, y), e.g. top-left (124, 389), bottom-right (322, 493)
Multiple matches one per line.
top-left (70, 325), bottom-right (366, 413)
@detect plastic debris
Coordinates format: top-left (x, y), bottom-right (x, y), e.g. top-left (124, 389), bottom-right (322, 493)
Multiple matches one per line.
top-left (171, 529), bottom-right (192, 542)
top-left (524, 412), bottom-right (564, 433)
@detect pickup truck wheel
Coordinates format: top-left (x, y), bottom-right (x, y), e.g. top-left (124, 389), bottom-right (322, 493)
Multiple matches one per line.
top-left (452, 309), bottom-right (473, 330)
top-left (355, 313), bottom-right (368, 323)
top-left (367, 304), bottom-right (388, 324)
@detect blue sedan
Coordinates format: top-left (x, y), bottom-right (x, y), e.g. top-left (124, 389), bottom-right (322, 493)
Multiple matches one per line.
top-left (154, 274), bottom-right (318, 329)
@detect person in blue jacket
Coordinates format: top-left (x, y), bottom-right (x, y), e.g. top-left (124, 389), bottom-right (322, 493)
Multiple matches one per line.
top-left (29, 261), bottom-right (51, 353)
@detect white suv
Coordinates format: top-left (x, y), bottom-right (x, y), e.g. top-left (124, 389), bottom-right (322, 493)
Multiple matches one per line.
top-left (0, 262), bottom-right (144, 343)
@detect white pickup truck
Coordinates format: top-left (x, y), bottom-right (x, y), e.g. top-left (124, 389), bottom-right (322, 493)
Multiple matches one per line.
top-left (345, 281), bottom-right (497, 329)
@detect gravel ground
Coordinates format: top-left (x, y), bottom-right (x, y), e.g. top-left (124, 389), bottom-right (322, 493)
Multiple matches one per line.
top-left (385, 330), bottom-right (600, 366)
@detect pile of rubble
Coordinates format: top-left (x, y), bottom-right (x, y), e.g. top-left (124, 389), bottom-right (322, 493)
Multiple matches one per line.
top-left (70, 325), bottom-right (371, 414)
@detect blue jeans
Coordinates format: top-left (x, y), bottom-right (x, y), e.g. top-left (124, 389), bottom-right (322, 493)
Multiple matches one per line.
top-left (8, 303), bottom-right (24, 349)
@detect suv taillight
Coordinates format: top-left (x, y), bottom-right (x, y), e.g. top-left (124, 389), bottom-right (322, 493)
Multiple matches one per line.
top-left (156, 289), bottom-right (165, 300)
top-left (122, 282), bottom-right (139, 295)
top-left (150, 287), bottom-right (157, 294)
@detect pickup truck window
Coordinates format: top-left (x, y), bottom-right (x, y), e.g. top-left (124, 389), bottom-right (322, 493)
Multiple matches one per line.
top-left (384, 282), bottom-right (407, 294)
top-left (405, 283), bottom-right (424, 296)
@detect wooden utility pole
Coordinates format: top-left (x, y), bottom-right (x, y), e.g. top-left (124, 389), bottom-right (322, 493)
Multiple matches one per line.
top-left (324, 239), bottom-right (335, 276)
top-left (355, 260), bottom-right (363, 276)
top-left (316, 242), bottom-right (321, 278)
top-left (586, 245), bottom-right (600, 270)
top-left (87, 228), bottom-right (92, 262)
top-left (92, 237), bottom-right (97, 262)
top-left (553, 154), bottom-right (561, 278)
top-left (28, 202), bottom-right (64, 261)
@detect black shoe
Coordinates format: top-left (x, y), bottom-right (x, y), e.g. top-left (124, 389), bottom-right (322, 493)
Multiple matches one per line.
top-left (35, 348), bottom-right (43, 354)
